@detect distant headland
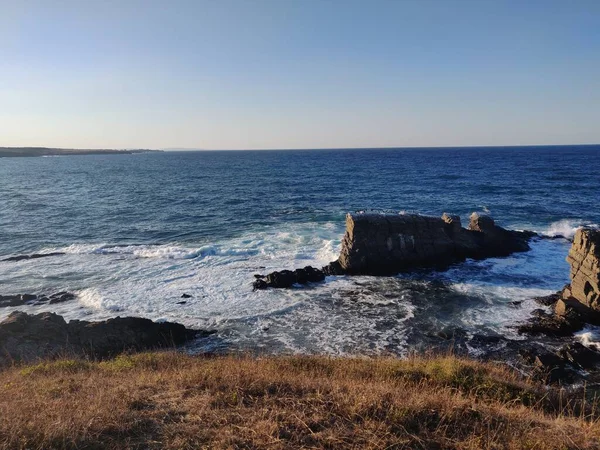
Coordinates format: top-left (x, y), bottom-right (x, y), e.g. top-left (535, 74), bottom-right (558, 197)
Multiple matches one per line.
top-left (0, 147), bottom-right (162, 158)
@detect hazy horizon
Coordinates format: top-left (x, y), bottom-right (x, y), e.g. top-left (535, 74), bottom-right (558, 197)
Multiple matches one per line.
top-left (2, 0), bottom-right (599, 150)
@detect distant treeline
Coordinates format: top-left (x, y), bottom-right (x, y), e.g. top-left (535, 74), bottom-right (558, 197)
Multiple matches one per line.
top-left (0, 147), bottom-right (162, 157)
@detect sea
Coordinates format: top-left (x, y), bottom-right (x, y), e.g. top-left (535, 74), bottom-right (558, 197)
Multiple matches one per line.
top-left (1, 146), bottom-right (599, 356)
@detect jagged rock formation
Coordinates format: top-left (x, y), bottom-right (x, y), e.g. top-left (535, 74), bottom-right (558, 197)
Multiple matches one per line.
top-left (564, 229), bottom-right (600, 310)
top-left (520, 228), bottom-right (600, 336)
top-left (253, 211), bottom-right (535, 289)
top-left (0, 311), bottom-right (212, 364)
top-left (330, 212), bottom-right (534, 275)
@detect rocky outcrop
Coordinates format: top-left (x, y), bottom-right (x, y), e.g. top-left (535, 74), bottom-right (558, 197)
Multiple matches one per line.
top-left (252, 211), bottom-right (535, 289)
top-left (253, 266), bottom-right (325, 289)
top-left (565, 229), bottom-right (600, 310)
top-left (330, 212), bottom-right (534, 275)
top-left (0, 292), bottom-right (76, 308)
top-left (519, 229), bottom-right (600, 337)
top-left (519, 342), bottom-right (600, 384)
top-left (0, 311), bottom-right (211, 365)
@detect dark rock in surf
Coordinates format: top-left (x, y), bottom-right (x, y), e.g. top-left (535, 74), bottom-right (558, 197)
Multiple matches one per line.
top-left (0, 311), bottom-right (213, 364)
top-left (533, 291), bottom-right (563, 306)
top-left (253, 266), bottom-right (326, 290)
top-left (0, 291), bottom-right (77, 308)
top-left (48, 292), bottom-right (76, 304)
top-left (517, 309), bottom-right (583, 337)
top-left (181, 293), bottom-right (192, 298)
top-left (557, 343), bottom-right (600, 370)
top-left (322, 260), bottom-right (344, 276)
top-left (2, 252), bottom-right (65, 262)
top-left (0, 295), bottom-right (35, 307)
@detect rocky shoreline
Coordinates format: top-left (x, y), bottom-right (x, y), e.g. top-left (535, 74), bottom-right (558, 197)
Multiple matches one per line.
top-left (0, 311), bottom-right (212, 365)
top-left (252, 211), bottom-right (600, 385)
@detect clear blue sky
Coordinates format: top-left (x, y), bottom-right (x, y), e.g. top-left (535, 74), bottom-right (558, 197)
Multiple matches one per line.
top-left (1, 0), bottom-right (599, 149)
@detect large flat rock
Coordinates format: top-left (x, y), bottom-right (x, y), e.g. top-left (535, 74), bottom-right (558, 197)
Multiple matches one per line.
top-left (333, 212), bottom-right (533, 275)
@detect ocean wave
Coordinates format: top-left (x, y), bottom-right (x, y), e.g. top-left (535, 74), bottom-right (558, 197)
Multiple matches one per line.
top-left (43, 243), bottom-right (260, 260)
top-left (575, 326), bottom-right (600, 348)
top-left (39, 221), bottom-right (342, 266)
top-left (76, 288), bottom-right (122, 312)
top-left (539, 219), bottom-right (598, 239)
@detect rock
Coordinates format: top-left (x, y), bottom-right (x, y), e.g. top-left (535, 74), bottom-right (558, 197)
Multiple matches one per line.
top-left (534, 291), bottom-right (562, 306)
top-left (441, 213), bottom-right (462, 233)
top-left (333, 212), bottom-right (534, 275)
top-left (557, 343), bottom-right (600, 370)
top-left (435, 326), bottom-right (467, 340)
top-left (0, 295), bottom-right (27, 307)
top-left (517, 310), bottom-right (583, 336)
top-left (2, 252), bottom-right (65, 262)
top-left (0, 291), bottom-right (77, 308)
top-left (528, 229), bottom-right (600, 336)
top-left (181, 293), bottom-right (192, 298)
top-left (0, 311), bottom-right (211, 365)
top-left (253, 266), bottom-right (326, 290)
top-left (565, 228), bottom-right (600, 310)
top-left (519, 347), bottom-right (575, 384)
top-left (322, 260), bottom-right (344, 276)
top-left (48, 292), bottom-right (76, 304)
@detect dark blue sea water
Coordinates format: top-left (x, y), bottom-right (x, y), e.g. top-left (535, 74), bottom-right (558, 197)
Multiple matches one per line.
top-left (1, 146), bottom-right (599, 354)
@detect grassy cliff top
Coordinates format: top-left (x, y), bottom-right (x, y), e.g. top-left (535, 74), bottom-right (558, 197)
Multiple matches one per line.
top-left (1, 352), bottom-right (599, 449)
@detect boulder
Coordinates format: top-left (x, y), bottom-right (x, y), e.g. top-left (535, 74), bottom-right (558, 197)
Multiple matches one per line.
top-left (0, 311), bottom-right (211, 365)
top-left (332, 212), bottom-right (534, 275)
top-left (253, 266), bottom-right (326, 290)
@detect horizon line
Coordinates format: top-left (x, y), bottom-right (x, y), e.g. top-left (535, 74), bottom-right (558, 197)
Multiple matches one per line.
top-left (2, 143), bottom-right (600, 152)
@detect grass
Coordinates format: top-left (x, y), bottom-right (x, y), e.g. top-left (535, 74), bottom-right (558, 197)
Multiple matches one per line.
top-left (1, 352), bottom-right (600, 449)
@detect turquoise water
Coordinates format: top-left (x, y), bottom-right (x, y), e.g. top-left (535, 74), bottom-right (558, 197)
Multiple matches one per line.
top-left (1, 146), bottom-right (599, 354)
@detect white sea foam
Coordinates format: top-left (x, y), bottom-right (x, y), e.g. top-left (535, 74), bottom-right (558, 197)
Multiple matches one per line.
top-left (575, 326), bottom-right (600, 348)
top-left (544, 219), bottom-right (584, 239)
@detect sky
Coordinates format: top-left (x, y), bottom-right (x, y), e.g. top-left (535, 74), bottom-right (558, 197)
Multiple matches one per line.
top-left (1, 0), bottom-right (599, 150)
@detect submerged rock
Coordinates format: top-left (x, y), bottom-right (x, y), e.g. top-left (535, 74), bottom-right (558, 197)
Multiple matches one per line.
top-left (2, 252), bottom-right (65, 262)
top-left (0, 311), bottom-right (213, 364)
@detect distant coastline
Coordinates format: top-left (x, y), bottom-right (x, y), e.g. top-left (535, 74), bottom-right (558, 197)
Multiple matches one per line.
top-left (0, 147), bottom-right (162, 158)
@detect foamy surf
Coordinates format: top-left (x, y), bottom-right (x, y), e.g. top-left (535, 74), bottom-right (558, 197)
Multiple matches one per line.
top-left (534, 219), bottom-right (599, 239)
top-left (0, 220), bottom-right (584, 356)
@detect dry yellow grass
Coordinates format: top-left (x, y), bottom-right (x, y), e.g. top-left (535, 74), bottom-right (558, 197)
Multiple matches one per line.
top-left (1, 352), bottom-right (599, 449)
